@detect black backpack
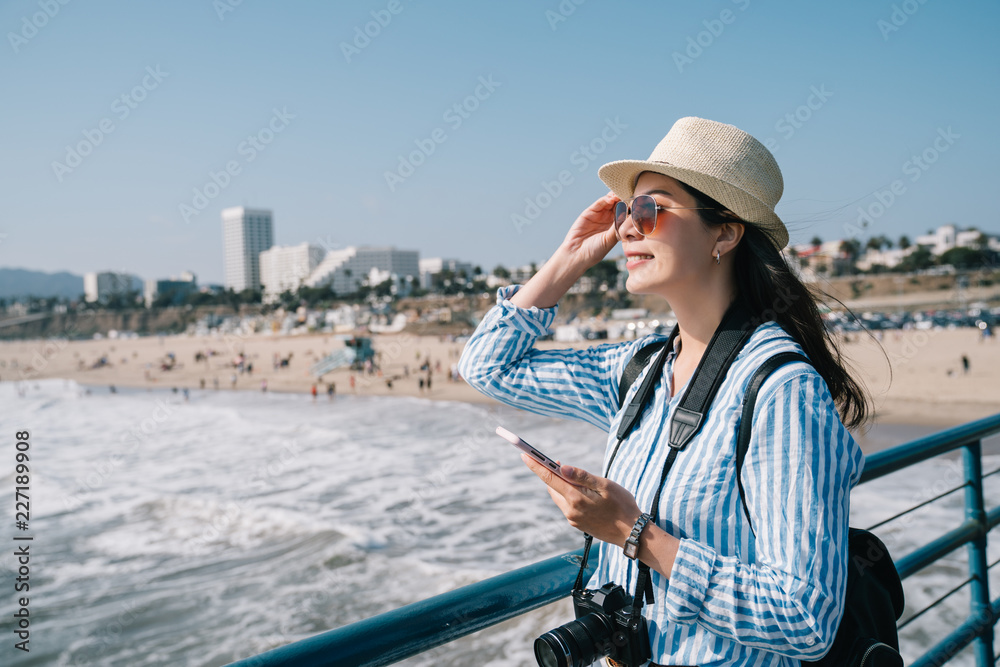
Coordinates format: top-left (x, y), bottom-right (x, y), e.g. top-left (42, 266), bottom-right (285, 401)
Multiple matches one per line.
top-left (617, 336), bottom-right (905, 666)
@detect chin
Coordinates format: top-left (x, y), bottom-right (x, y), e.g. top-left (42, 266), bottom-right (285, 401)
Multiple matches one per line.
top-left (625, 273), bottom-right (672, 300)
top-left (624, 274), bottom-right (654, 296)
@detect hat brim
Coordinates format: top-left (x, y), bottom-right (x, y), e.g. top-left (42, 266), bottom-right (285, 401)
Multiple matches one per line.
top-left (598, 159), bottom-right (788, 250)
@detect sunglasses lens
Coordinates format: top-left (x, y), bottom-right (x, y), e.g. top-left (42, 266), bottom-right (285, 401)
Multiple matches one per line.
top-left (632, 195), bottom-right (657, 235)
top-left (613, 201), bottom-right (628, 229)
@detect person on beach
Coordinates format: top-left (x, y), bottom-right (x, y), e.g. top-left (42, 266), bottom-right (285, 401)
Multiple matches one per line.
top-left (459, 117), bottom-right (870, 666)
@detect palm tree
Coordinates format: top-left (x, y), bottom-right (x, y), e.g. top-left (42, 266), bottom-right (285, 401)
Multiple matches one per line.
top-left (866, 235), bottom-right (892, 252)
top-left (840, 239), bottom-right (861, 259)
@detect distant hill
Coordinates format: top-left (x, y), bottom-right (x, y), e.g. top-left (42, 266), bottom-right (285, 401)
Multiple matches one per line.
top-left (0, 268), bottom-right (84, 300)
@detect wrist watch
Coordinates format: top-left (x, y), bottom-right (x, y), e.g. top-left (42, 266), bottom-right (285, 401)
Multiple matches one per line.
top-left (623, 512), bottom-right (652, 560)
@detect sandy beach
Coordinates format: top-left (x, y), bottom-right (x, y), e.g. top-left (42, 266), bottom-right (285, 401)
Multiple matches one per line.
top-left (1, 326), bottom-right (997, 428)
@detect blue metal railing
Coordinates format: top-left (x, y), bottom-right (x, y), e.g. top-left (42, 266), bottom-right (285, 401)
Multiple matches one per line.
top-left (229, 414), bottom-right (1000, 667)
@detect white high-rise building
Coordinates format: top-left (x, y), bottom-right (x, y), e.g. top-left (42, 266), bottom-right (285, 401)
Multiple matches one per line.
top-left (222, 207), bottom-right (273, 292)
top-left (83, 271), bottom-right (143, 303)
top-left (259, 243), bottom-right (326, 302)
top-left (305, 246), bottom-right (419, 295)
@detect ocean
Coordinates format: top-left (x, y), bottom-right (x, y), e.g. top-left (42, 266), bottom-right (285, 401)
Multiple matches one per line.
top-left (1, 380), bottom-right (997, 666)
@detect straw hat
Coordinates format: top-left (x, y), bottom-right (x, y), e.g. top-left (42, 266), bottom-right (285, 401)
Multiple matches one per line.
top-left (598, 116), bottom-right (788, 249)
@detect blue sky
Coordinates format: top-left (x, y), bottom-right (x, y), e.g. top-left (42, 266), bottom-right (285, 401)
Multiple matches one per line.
top-left (2, 0), bottom-right (998, 285)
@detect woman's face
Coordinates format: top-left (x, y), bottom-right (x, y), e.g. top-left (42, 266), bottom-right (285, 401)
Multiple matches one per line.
top-left (618, 172), bottom-right (719, 298)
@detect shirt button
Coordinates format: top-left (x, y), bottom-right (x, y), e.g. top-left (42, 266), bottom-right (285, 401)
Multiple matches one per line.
top-left (806, 637), bottom-right (816, 646)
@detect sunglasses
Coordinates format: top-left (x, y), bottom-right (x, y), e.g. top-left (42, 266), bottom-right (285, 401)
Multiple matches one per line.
top-left (613, 194), bottom-right (711, 237)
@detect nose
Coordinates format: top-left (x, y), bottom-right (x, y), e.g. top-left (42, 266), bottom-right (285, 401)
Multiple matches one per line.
top-left (615, 208), bottom-right (642, 242)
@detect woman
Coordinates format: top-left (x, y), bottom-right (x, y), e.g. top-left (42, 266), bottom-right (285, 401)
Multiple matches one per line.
top-left (458, 117), bottom-right (869, 666)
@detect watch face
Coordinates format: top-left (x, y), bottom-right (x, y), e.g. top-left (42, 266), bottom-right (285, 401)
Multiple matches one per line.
top-left (624, 542), bottom-right (638, 559)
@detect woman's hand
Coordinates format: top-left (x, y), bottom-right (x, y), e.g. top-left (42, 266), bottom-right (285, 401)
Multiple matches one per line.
top-left (521, 453), bottom-right (640, 548)
top-left (509, 192), bottom-right (621, 310)
top-left (558, 191), bottom-right (621, 268)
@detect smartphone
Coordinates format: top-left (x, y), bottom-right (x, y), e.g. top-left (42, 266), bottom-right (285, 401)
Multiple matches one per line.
top-left (495, 426), bottom-right (578, 485)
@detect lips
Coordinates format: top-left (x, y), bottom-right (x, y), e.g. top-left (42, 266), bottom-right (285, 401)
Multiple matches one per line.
top-left (625, 252), bottom-right (654, 270)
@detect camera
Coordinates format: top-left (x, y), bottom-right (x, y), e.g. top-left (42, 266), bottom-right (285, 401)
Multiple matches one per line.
top-left (534, 583), bottom-right (651, 667)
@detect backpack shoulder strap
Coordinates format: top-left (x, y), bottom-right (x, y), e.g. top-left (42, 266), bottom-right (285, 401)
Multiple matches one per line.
top-left (736, 351), bottom-right (812, 537)
top-left (617, 337), bottom-right (669, 411)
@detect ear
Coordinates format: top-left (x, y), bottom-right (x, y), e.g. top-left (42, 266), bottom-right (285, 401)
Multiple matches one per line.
top-left (715, 222), bottom-right (745, 257)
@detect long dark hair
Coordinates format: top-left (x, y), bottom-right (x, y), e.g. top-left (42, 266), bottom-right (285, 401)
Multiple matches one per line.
top-left (676, 181), bottom-right (872, 430)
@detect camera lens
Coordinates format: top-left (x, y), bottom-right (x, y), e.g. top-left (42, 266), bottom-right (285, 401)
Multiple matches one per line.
top-left (534, 631), bottom-right (571, 667)
top-left (534, 612), bottom-right (614, 667)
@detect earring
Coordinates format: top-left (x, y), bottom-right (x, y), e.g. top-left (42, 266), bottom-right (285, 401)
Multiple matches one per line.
top-left (715, 250), bottom-right (721, 265)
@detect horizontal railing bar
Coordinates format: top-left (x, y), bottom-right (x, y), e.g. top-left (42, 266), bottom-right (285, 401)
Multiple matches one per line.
top-left (231, 414), bottom-right (1000, 667)
top-left (860, 414), bottom-right (1000, 484)
top-left (898, 576), bottom-right (974, 630)
top-left (866, 480), bottom-right (970, 533)
top-left (983, 466), bottom-right (1000, 479)
top-left (226, 549), bottom-right (594, 667)
top-left (895, 518), bottom-right (983, 580)
top-left (908, 597), bottom-right (999, 667)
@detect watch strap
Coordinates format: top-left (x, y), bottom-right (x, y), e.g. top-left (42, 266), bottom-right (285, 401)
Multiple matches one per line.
top-left (623, 512), bottom-right (652, 559)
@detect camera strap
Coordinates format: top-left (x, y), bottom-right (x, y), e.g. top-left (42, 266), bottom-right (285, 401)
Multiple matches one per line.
top-left (573, 299), bottom-right (757, 618)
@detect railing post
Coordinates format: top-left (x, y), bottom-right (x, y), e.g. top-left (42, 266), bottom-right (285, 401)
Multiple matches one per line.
top-left (962, 440), bottom-right (994, 666)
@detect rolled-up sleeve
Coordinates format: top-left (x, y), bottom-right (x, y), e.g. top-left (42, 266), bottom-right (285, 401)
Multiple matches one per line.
top-left (458, 285), bottom-right (649, 431)
top-left (661, 369), bottom-right (864, 660)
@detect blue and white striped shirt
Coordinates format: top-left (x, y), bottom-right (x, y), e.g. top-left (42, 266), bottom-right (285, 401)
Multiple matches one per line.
top-left (458, 285), bottom-right (865, 666)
